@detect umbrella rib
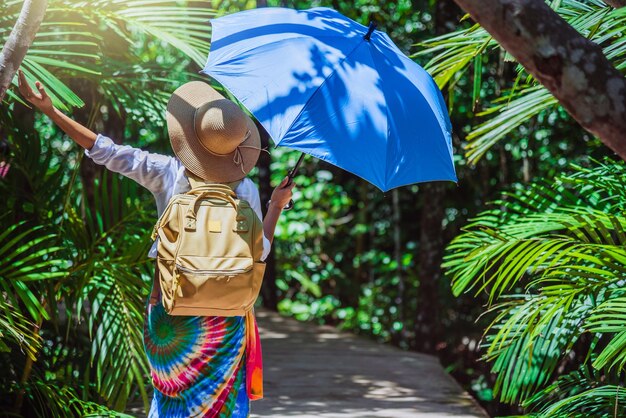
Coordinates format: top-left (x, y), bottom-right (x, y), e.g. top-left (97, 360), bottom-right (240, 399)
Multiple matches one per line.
top-left (366, 45), bottom-right (392, 189)
top-left (276, 37), bottom-right (369, 147)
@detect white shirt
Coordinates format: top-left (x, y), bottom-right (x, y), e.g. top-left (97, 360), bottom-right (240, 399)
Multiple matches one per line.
top-left (85, 134), bottom-right (271, 261)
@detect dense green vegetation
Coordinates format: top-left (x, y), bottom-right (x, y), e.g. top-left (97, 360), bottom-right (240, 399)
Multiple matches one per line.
top-left (1, 0), bottom-right (624, 417)
top-left (445, 159), bottom-right (626, 416)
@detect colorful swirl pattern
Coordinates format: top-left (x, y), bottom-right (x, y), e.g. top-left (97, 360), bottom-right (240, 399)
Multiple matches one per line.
top-left (143, 301), bottom-right (250, 417)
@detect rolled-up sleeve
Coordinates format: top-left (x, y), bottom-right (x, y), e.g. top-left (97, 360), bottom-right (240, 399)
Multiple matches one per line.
top-left (85, 134), bottom-right (176, 196)
top-left (261, 235), bottom-right (271, 262)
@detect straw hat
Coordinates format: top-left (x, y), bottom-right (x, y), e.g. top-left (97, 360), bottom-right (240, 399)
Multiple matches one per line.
top-left (166, 81), bottom-right (261, 182)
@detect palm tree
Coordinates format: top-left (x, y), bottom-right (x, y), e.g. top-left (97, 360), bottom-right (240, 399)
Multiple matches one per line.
top-left (418, 2), bottom-right (626, 412)
top-left (415, 0), bottom-right (625, 164)
top-left (443, 158), bottom-right (626, 415)
top-left (0, 1), bottom-right (216, 415)
top-left (2, 0), bottom-right (215, 114)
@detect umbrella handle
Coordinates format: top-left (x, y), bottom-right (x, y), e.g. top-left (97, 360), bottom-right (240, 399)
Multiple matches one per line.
top-left (276, 153), bottom-right (305, 211)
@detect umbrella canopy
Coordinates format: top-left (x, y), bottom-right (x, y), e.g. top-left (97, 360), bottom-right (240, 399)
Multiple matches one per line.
top-left (202, 7), bottom-right (456, 191)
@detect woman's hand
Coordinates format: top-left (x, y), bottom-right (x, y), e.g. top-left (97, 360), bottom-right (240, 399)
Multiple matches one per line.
top-left (269, 176), bottom-right (296, 210)
top-left (16, 69), bottom-right (96, 149)
top-left (17, 70), bottom-right (54, 115)
top-left (263, 176), bottom-right (296, 243)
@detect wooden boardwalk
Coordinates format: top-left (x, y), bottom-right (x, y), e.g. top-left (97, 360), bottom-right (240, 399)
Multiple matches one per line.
top-left (252, 309), bottom-right (488, 418)
top-left (128, 309), bottom-right (488, 417)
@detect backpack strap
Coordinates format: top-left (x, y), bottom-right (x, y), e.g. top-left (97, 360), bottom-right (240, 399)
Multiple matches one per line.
top-left (185, 169), bottom-right (242, 194)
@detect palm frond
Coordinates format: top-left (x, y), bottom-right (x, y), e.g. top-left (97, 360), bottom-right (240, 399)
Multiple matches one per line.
top-left (484, 295), bottom-right (584, 404)
top-left (0, 297), bottom-right (42, 361)
top-left (15, 378), bottom-right (135, 418)
top-left (444, 159), bottom-right (626, 409)
top-left (415, 0), bottom-right (625, 163)
top-left (534, 385), bottom-right (626, 417)
top-left (523, 365), bottom-right (626, 417)
top-left (0, 222), bottom-right (67, 322)
top-left (445, 160), bottom-right (626, 299)
top-left (65, 172), bottom-right (154, 411)
top-left (414, 24), bottom-right (495, 89)
top-left (586, 296), bottom-right (626, 370)
top-left (2, 0), bottom-right (216, 112)
top-left (464, 86), bottom-right (558, 164)
top-left (95, 1), bottom-right (215, 66)
top-left (85, 264), bottom-right (151, 410)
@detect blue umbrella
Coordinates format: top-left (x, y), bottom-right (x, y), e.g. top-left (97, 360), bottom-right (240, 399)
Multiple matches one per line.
top-left (202, 7), bottom-right (456, 191)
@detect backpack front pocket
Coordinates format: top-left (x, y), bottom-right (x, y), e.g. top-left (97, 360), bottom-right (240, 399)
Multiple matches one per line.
top-left (173, 256), bottom-right (257, 313)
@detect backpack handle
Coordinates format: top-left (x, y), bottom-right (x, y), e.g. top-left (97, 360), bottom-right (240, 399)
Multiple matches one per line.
top-left (185, 191), bottom-right (238, 222)
top-left (188, 184), bottom-right (237, 197)
top-left (186, 170), bottom-right (241, 195)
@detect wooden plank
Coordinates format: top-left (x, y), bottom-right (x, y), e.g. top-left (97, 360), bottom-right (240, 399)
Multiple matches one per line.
top-left (252, 309), bottom-right (489, 418)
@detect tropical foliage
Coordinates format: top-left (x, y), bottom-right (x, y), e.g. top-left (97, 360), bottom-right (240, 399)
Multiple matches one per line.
top-left (1, 0), bottom-right (624, 416)
top-left (0, 129), bottom-right (153, 415)
top-left (444, 159), bottom-right (626, 416)
top-left (416, 0), bottom-right (622, 164)
top-left (0, 0), bottom-right (214, 415)
top-left (419, 0), bottom-right (626, 414)
top-left (1, 0), bottom-right (214, 115)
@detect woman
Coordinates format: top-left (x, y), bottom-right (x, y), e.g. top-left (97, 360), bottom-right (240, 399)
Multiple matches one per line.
top-left (17, 70), bottom-right (294, 417)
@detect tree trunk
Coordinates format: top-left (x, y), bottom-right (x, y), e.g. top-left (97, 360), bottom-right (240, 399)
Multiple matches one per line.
top-left (411, 0), bottom-right (457, 355)
top-left (414, 182), bottom-right (446, 354)
top-left (391, 189), bottom-right (406, 346)
top-left (452, 0), bottom-right (626, 160)
top-left (353, 183), bottom-right (369, 294)
top-left (603, 0), bottom-right (626, 8)
top-left (0, 0), bottom-right (48, 101)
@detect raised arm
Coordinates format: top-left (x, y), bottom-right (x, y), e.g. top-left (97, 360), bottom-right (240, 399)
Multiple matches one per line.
top-left (16, 69), bottom-right (175, 195)
top-left (17, 69), bottom-right (96, 149)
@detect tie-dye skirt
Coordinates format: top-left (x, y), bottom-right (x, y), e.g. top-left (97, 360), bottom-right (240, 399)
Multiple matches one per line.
top-left (143, 300), bottom-right (250, 417)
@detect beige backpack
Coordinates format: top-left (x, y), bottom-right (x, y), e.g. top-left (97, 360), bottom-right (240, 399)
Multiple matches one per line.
top-left (150, 174), bottom-right (266, 316)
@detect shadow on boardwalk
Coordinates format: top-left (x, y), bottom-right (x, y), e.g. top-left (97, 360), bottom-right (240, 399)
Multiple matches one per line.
top-left (252, 309), bottom-right (488, 418)
top-left (127, 308), bottom-right (489, 417)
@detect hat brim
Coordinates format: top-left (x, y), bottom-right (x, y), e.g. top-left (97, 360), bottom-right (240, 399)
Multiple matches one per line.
top-left (166, 81), bottom-right (261, 182)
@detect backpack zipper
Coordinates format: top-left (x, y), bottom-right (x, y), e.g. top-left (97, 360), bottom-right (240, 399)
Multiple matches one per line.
top-left (175, 264), bottom-right (252, 276)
